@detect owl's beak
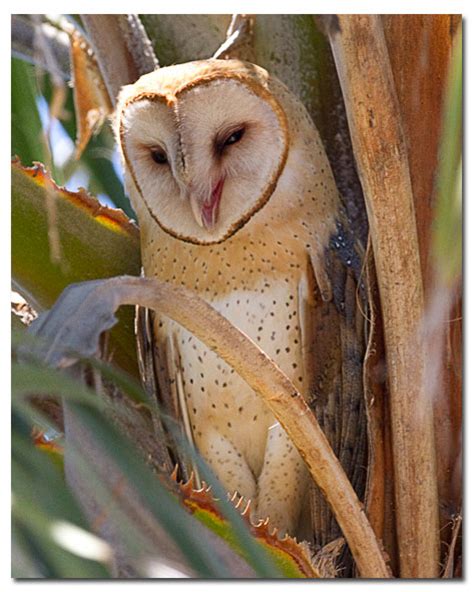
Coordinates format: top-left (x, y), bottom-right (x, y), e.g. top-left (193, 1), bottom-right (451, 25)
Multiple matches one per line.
top-left (189, 177), bottom-right (225, 230)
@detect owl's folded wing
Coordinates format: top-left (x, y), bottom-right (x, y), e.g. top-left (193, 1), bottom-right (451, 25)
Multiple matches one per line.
top-left (135, 304), bottom-right (194, 480)
top-left (301, 214), bottom-right (368, 572)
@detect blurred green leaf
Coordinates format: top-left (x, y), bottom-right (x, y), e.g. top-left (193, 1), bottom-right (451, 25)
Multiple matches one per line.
top-left (12, 519), bottom-right (46, 578)
top-left (433, 28), bottom-right (462, 285)
top-left (68, 402), bottom-right (233, 577)
top-left (12, 361), bottom-right (105, 412)
top-left (13, 425), bottom-right (80, 525)
top-left (84, 128), bottom-right (135, 219)
top-left (11, 57), bottom-right (46, 166)
top-left (12, 412), bottom-right (110, 578)
top-left (11, 161), bottom-right (141, 375)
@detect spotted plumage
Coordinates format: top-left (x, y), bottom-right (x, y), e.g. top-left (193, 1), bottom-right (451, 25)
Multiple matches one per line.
top-left (115, 59), bottom-right (347, 536)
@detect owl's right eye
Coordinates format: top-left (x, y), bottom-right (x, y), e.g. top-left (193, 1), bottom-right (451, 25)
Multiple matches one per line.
top-left (150, 147), bottom-right (168, 165)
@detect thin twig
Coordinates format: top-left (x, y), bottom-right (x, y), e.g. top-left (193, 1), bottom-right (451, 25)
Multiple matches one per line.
top-left (212, 14), bottom-right (254, 59)
top-left (442, 514), bottom-right (462, 578)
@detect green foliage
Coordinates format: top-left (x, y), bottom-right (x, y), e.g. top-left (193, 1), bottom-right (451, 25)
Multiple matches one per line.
top-left (12, 410), bottom-right (110, 578)
top-left (11, 58), bottom-right (46, 167)
top-left (433, 29), bottom-right (462, 285)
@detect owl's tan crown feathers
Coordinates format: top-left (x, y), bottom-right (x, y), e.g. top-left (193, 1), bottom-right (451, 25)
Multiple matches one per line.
top-left (116, 59), bottom-right (271, 108)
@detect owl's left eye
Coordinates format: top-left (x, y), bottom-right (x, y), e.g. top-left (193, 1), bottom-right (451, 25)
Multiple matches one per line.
top-left (216, 126), bottom-right (246, 155)
top-left (224, 127), bottom-right (245, 147)
top-left (150, 147), bottom-right (168, 165)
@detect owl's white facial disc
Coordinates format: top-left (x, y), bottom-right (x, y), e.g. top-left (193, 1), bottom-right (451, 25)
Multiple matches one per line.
top-left (120, 75), bottom-right (288, 244)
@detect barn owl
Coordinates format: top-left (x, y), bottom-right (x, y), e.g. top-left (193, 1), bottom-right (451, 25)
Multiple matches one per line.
top-left (115, 59), bottom-right (366, 540)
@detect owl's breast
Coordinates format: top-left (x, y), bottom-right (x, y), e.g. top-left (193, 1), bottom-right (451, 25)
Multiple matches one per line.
top-left (147, 229), bottom-right (308, 475)
top-left (211, 281), bottom-right (305, 386)
top-left (156, 277), bottom-right (304, 477)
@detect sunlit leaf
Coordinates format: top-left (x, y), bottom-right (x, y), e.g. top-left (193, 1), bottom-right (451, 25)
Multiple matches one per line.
top-left (11, 160), bottom-right (140, 374)
top-left (69, 28), bottom-right (112, 158)
top-left (175, 472), bottom-right (321, 577)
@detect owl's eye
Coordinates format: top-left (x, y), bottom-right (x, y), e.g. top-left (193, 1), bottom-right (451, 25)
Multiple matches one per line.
top-left (150, 147), bottom-right (168, 165)
top-left (215, 126), bottom-right (246, 156)
top-left (224, 127), bottom-right (245, 147)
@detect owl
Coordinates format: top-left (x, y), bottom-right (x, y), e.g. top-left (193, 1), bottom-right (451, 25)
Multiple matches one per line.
top-left (115, 59), bottom-right (366, 541)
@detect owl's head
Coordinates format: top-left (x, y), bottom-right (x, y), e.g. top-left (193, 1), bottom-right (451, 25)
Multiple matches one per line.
top-left (115, 60), bottom-right (289, 244)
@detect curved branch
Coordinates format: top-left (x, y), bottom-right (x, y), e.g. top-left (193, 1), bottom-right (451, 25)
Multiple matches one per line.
top-left (30, 275), bottom-right (391, 578)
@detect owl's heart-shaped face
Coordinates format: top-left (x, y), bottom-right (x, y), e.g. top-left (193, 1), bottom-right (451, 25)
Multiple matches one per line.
top-left (116, 60), bottom-right (289, 244)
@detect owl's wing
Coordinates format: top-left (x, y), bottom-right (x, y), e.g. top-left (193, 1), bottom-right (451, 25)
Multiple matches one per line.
top-left (301, 214), bottom-right (368, 569)
top-left (136, 305), bottom-right (194, 480)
